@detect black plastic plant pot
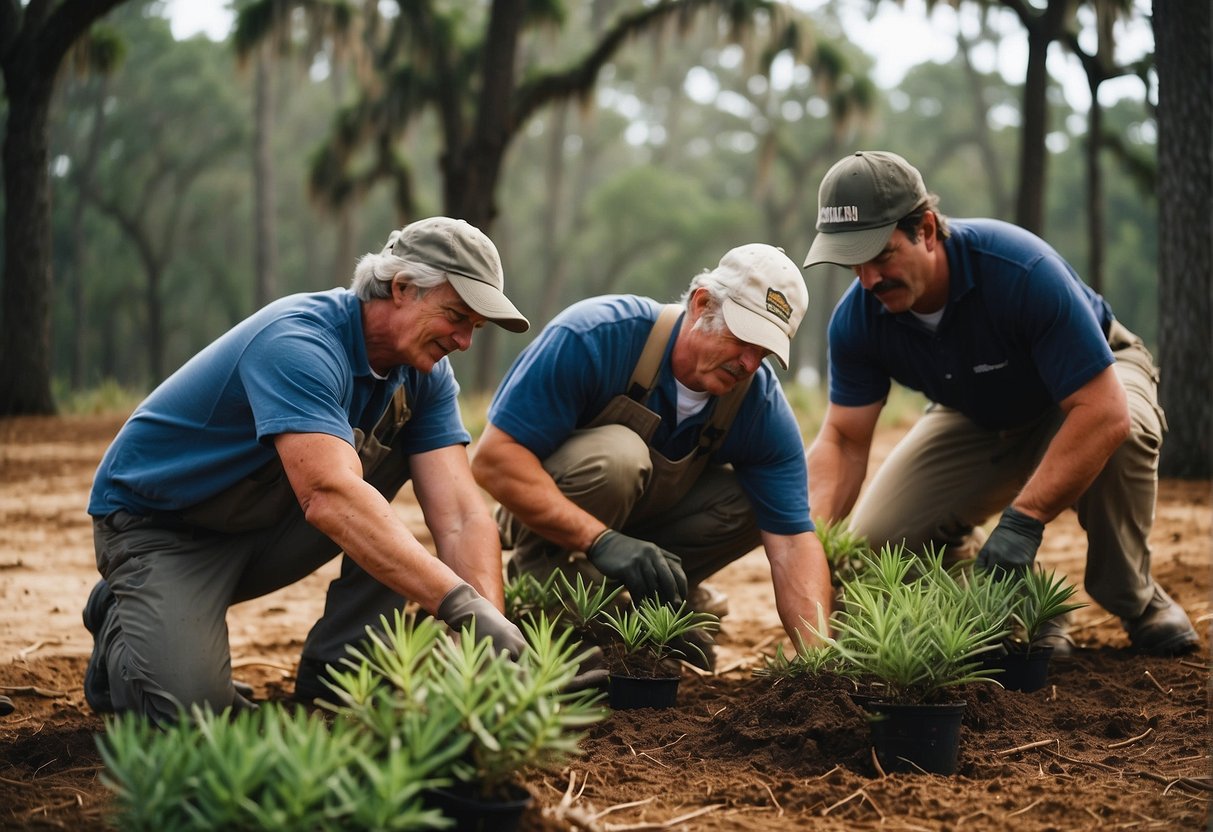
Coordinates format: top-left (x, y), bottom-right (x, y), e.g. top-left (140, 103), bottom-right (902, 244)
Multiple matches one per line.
top-left (608, 673), bottom-right (680, 709)
top-left (992, 644), bottom-right (1054, 692)
top-left (426, 783), bottom-right (532, 832)
top-left (863, 700), bottom-right (967, 775)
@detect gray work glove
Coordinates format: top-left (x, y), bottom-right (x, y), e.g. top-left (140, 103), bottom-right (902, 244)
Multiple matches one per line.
top-left (586, 530), bottom-right (687, 606)
top-left (437, 582), bottom-right (527, 659)
top-left (975, 506), bottom-right (1044, 578)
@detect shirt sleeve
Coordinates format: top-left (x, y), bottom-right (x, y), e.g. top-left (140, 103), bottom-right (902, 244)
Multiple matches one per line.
top-left (826, 290), bottom-right (893, 408)
top-left (1016, 255), bottom-right (1115, 402)
top-left (487, 325), bottom-right (608, 460)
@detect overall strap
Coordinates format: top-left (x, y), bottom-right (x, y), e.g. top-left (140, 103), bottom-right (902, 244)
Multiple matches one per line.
top-left (696, 375), bottom-right (753, 457)
top-left (626, 303), bottom-right (683, 401)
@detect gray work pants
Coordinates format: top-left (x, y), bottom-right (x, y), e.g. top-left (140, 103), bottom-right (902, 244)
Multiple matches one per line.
top-left (91, 460), bottom-right (412, 722)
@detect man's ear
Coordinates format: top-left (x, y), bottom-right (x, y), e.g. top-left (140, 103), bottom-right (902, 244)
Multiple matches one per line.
top-left (921, 211), bottom-right (938, 251)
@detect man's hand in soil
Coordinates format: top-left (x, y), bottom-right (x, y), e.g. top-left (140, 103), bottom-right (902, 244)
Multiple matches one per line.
top-left (976, 506), bottom-right (1044, 578)
top-left (587, 530), bottom-right (687, 606)
top-left (437, 582), bottom-right (527, 659)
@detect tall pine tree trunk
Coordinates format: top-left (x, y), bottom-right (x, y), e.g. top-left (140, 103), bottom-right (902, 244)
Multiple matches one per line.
top-left (1153, 1), bottom-right (1212, 478)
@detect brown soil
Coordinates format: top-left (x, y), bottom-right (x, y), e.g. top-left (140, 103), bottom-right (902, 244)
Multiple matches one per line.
top-left (1, 414), bottom-right (1210, 830)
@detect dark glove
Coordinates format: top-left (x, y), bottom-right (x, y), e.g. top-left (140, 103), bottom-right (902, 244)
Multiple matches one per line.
top-left (586, 530), bottom-right (687, 605)
top-left (975, 506), bottom-right (1044, 577)
top-left (436, 582), bottom-right (527, 659)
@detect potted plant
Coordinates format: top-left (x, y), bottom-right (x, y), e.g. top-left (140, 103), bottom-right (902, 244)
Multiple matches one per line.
top-left (598, 598), bottom-right (719, 709)
top-left (986, 567), bottom-right (1086, 691)
top-left (816, 543), bottom-right (1008, 774)
top-left (323, 609), bottom-right (606, 831)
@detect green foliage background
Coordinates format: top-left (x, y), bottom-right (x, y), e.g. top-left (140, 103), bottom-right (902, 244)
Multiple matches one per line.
top-left (38, 0), bottom-right (1158, 403)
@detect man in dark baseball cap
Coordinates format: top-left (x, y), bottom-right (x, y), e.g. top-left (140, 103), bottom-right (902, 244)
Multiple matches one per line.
top-left (803, 151), bottom-right (1197, 658)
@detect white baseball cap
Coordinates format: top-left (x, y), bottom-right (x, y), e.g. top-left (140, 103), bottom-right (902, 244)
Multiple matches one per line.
top-left (714, 244), bottom-right (809, 369)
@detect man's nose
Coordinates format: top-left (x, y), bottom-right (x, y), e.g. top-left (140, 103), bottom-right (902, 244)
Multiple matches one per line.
top-left (739, 346), bottom-right (765, 373)
top-left (452, 322), bottom-right (474, 351)
top-left (854, 262), bottom-right (881, 288)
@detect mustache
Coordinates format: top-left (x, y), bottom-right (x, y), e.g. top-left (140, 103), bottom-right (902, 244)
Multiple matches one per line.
top-left (869, 279), bottom-right (905, 295)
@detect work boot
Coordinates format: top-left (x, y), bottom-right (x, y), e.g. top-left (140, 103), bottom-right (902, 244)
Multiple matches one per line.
top-left (687, 582), bottom-right (729, 620)
top-left (1123, 585), bottom-right (1199, 655)
top-left (1032, 616), bottom-right (1077, 659)
top-left (82, 579), bottom-right (117, 713)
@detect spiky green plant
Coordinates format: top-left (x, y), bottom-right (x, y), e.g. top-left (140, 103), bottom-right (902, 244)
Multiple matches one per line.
top-left (814, 542), bottom-right (1008, 704)
top-left (98, 703), bottom-right (449, 831)
top-left (814, 516), bottom-right (872, 585)
top-left (1011, 567), bottom-right (1086, 648)
top-left (327, 611), bottom-right (604, 800)
top-left (555, 571), bottom-right (623, 635)
top-left (754, 632), bottom-right (840, 680)
top-left (599, 598), bottom-right (719, 676)
top-left (503, 570), bottom-right (563, 625)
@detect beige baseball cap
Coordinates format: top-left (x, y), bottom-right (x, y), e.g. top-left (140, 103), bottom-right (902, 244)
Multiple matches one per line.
top-left (386, 217), bottom-right (530, 332)
top-left (714, 244), bottom-right (809, 369)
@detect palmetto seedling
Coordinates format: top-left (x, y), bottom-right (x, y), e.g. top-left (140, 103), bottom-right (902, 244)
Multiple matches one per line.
top-left (1011, 567), bottom-right (1086, 647)
top-left (599, 598), bottom-right (720, 677)
top-left (814, 516), bottom-right (872, 586)
top-left (815, 542), bottom-right (1009, 704)
top-left (503, 570), bottom-right (563, 625)
top-left (754, 631), bottom-right (840, 680)
top-left (98, 703), bottom-right (450, 831)
top-left (555, 571), bottom-right (622, 637)
top-left (329, 610), bottom-right (605, 800)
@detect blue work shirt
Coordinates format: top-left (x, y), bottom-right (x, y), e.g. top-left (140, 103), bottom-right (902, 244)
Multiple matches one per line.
top-left (487, 295), bottom-right (812, 535)
top-left (89, 289), bottom-right (469, 517)
top-left (827, 219), bottom-right (1115, 431)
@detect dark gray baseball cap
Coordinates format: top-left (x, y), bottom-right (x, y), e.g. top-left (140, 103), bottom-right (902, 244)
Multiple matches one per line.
top-left (802, 151), bottom-right (928, 269)
top-left (386, 217), bottom-right (530, 332)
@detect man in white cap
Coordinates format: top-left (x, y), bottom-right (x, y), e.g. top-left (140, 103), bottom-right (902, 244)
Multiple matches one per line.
top-left (84, 217), bottom-right (533, 721)
top-left (472, 244), bottom-right (833, 667)
top-left (803, 150), bottom-right (1198, 657)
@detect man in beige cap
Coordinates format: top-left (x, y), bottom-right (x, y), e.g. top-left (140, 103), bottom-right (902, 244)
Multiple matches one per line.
top-left (84, 217), bottom-right (532, 721)
top-left (472, 244), bottom-right (833, 667)
top-left (802, 150), bottom-right (1198, 657)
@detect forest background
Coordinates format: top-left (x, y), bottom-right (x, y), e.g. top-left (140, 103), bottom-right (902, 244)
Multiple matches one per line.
top-left (2, 0), bottom-right (1209, 475)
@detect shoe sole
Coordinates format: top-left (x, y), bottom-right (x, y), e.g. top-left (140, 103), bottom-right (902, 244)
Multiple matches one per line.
top-left (1132, 631), bottom-right (1199, 656)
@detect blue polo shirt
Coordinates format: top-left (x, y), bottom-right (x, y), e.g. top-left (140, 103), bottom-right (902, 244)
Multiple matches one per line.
top-left (89, 288), bottom-right (470, 517)
top-left (826, 219), bottom-right (1115, 431)
top-left (487, 295), bottom-right (812, 535)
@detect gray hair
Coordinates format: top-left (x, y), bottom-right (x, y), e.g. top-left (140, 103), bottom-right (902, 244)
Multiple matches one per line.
top-left (678, 269), bottom-right (730, 334)
top-left (350, 251), bottom-right (448, 301)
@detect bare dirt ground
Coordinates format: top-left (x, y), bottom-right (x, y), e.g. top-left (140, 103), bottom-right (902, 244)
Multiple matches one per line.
top-left (1, 413), bottom-right (1210, 830)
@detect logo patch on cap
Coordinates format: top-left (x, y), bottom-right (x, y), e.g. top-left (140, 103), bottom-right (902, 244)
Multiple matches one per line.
top-left (765, 288), bottom-right (792, 323)
top-left (819, 205), bottom-right (860, 225)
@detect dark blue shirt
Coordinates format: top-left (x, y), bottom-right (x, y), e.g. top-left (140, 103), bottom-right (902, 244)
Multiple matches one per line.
top-left (827, 219), bottom-right (1115, 431)
top-left (89, 289), bottom-right (469, 517)
top-left (487, 295), bottom-right (812, 535)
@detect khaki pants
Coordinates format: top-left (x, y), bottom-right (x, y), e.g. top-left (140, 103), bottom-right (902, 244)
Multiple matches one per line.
top-left (849, 322), bottom-right (1165, 619)
top-left (503, 423), bottom-right (761, 589)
